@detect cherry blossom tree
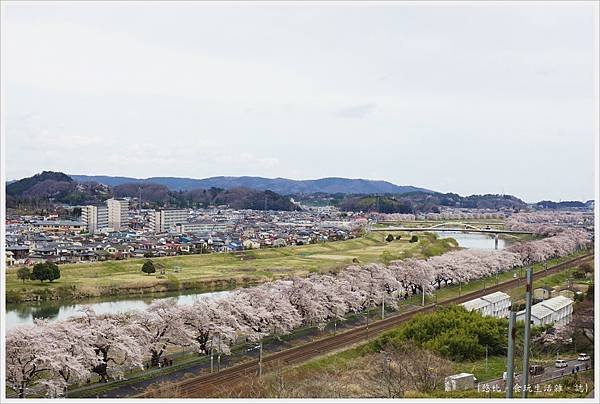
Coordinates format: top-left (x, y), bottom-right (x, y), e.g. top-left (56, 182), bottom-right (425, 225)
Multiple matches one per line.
top-left (44, 320), bottom-right (100, 396)
top-left (70, 309), bottom-right (145, 383)
top-left (178, 298), bottom-right (243, 355)
top-left (6, 323), bottom-right (55, 398)
top-left (131, 299), bottom-right (194, 367)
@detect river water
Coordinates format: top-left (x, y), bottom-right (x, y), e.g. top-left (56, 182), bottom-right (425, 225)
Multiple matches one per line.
top-left (5, 231), bottom-right (504, 330)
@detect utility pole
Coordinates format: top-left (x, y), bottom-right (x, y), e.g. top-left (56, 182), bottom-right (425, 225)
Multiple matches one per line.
top-left (366, 303), bottom-right (370, 338)
top-left (422, 283), bottom-right (425, 306)
top-left (210, 342), bottom-right (214, 373)
top-left (258, 339), bottom-right (263, 377)
top-left (506, 310), bottom-right (516, 398)
top-left (381, 295), bottom-right (385, 319)
top-left (217, 333), bottom-right (222, 372)
top-left (522, 267), bottom-right (533, 398)
top-left (485, 344), bottom-right (488, 372)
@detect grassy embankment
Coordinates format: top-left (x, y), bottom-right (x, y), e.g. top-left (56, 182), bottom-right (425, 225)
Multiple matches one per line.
top-left (6, 232), bottom-right (457, 303)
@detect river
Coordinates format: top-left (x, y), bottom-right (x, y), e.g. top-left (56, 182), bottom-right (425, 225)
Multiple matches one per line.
top-left (433, 230), bottom-right (507, 250)
top-left (5, 231), bottom-right (505, 330)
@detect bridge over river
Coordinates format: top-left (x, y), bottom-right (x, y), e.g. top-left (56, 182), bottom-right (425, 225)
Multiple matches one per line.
top-left (371, 222), bottom-right (533, 235)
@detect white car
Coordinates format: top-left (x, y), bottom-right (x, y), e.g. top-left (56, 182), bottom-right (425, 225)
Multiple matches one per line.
top-left (555, 359), bottom-right (568, 368)
top-left (578, 353), bottom-right (590, 361)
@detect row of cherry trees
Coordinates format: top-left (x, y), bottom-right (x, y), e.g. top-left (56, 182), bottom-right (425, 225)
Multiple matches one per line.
top-left (6, 230), bottom-right (591, 397)
top-left (379, 212), bottom-right (506, 221)
top-left (505, 212), bottom-right (594, 236)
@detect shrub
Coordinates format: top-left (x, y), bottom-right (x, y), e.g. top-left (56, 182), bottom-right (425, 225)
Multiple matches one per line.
top-left (30, 262), bottom-right (60, 282)
top-left (373, 306), bottom-right (509, 361)
top-left (17, 267), bottom-right (30, 283)
top-left (410, 235), bottom-right (419, 243)
top-left (142, 260), bottom-right (156, 275)
top-left (386, 234), bottom-right (394, 242)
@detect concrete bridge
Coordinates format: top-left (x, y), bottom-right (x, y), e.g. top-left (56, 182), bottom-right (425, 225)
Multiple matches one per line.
top-left (371, 222), bottom-right (533, 235)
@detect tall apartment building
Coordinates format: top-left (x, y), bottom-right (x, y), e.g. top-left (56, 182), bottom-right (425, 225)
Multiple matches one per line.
top-left (81, 205), bottom-right (108, 233)
top-left (150, 209), bottom-right (189, 233)
top-left (107, 198), bottom-right (129, 231)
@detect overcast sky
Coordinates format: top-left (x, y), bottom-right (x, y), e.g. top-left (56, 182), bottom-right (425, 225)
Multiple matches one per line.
top-left (2, 1), bottom-right (597, 202)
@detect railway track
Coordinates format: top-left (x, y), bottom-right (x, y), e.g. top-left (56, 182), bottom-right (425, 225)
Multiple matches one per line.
top-left (141, 253), bottom-right (594, 398)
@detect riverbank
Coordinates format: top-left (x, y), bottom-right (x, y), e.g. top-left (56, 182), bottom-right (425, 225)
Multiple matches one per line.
top-left (6, 232), bottom-right (458, 303)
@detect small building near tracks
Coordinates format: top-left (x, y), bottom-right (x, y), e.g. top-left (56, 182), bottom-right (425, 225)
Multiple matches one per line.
top-left (461, 291), bottom-right (511, 318)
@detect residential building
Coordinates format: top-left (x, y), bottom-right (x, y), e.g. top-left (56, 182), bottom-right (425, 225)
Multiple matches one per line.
top-left (30, 220), bottom-right (86, 233)
top-left (151, 209), bottom-right (189, 233)
top-left (81, 205), bottom-right (109, 233)
top-left (6, 251), bottom-right (16, 266)
top-left (175, 221), bottom-right (228, 234)
top-left (107, 198), bottom-right (129, 231)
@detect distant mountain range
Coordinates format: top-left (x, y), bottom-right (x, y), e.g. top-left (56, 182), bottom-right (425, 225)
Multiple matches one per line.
top-left (5, 171), bottom-right (299, 211)
top-left (69, 175), bottom-right (432, 195)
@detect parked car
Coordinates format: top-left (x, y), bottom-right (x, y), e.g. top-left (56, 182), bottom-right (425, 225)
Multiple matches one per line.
top-left (578, 353), bottom-right (590, 361)
top-left (529, 364), bottom-right (545, 375)
top-left (555, 359), bottom-right (568, 368)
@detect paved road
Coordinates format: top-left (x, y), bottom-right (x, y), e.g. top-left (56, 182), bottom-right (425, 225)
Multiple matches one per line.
top-left (483, 358), bottom-right (592, 391)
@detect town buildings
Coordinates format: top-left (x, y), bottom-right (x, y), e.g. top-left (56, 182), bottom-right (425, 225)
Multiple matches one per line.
top-left (4, 206), bottom-right (364, 267)
top-left (150, 209), bottom-right (189, 233)
top-left (107, 198), bottom-right (129, 231)
top-left (81, 205), bottom-right (108, 233)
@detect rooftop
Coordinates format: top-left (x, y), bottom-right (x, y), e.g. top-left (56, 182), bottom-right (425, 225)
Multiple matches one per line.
top-left (539, 295), bottom-right (573, 311)
top-left (481, 291), bottom-right (511, 304)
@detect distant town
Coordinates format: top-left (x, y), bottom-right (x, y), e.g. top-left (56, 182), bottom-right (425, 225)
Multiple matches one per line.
top-left (4, 171), bottom-right (594, 268)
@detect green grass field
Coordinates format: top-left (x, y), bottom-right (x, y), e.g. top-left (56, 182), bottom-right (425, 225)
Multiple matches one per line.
top-left (6, 232), bottom-right (457, 303)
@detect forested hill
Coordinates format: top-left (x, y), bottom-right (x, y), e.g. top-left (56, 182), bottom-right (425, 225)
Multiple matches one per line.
top-left (5, 172), bottom-right (300, 211)
top-left (337, 192), bottom-right (528, 213)
top-left (113, 183), bottom-right (300, 210)
top-left (6, 171), bottom-right (111, 207)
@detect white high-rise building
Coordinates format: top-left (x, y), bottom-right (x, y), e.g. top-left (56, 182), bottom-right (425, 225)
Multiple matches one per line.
top-left (81, 205), bottom-right (109, 233)
top-left (150, 209), bottom-right (189, 233)
top-left (107, 198), bottom-right (129, 231)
